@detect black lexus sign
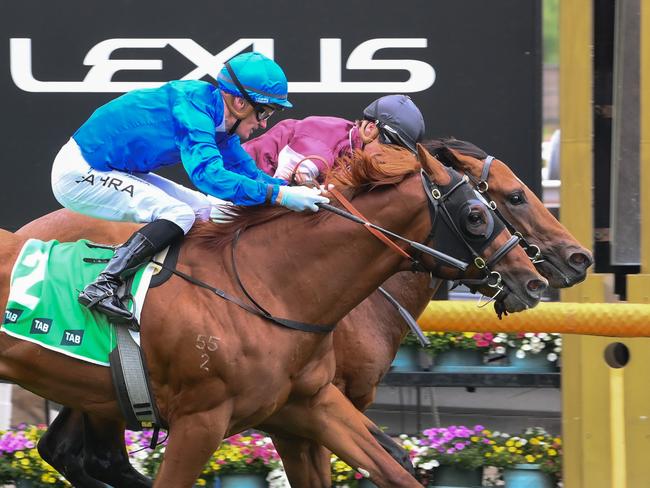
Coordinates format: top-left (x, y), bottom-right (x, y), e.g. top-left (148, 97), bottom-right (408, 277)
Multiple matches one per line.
top-left (0, 0), bottom-right (541, 231)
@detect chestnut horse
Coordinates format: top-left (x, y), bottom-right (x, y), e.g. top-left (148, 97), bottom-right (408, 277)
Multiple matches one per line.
top-left (257, 139), bottom-right (594, 486)
top-left (2, 145), bottom-right (546, 487)
top-left (13, 139), bottom-right (587, 487)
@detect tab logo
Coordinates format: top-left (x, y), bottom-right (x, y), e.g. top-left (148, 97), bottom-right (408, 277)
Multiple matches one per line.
top-left (30, 318), bottom-right (52, 334)
top-left (4, 308), bottom-right (24, 324)
top-left (10, 37), bottom-right (435, 93)
top-left (61, 330), bottom-right (84, 346)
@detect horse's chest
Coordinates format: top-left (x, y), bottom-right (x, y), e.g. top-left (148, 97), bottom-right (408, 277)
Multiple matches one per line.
top-left (290, 355), bottom-right (336, 398)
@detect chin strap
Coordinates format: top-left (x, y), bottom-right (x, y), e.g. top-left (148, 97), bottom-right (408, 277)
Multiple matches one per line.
top-left (222, 93), bottom-right (253, 135)
top-left (223, 61), bottom-right (259, 135)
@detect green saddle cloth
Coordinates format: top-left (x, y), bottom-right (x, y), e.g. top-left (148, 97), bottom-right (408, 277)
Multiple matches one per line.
top-left (2, 239), bottom-right (155, 366)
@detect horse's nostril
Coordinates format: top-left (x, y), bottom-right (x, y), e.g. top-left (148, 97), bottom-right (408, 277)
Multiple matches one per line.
top-left (569, 251), bottom-right (593, 270)
top-left (526, 279), bottom-right (548, 297)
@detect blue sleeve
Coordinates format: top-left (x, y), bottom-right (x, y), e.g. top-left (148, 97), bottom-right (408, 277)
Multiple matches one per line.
top-left (220, 137), bottom-right (287, 188)
top-left (171, 92), bottom-right (279, 206)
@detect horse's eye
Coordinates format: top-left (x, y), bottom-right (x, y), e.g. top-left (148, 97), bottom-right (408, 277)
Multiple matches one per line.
top-left (508, 191), bottom-right (526, 205)
top-left (467, 211), bottom-right (484, 226)
top-left (462, 210), bottom-right (487, 238)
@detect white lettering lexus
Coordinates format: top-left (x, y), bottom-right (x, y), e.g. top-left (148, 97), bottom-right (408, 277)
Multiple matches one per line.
top-left (10, 37), bottom-right (436, 93)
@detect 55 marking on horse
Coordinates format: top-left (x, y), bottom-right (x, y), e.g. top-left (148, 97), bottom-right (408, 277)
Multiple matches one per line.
top-left (196, 334), bottom-right (220, 372)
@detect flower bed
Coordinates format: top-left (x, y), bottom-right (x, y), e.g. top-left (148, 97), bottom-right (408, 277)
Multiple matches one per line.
top-left (0, 425), bottom-right (562, 487)
top-left (0, 424), bottom-right (68, 486)
top-left (400, 330), bottom-right (562, 368)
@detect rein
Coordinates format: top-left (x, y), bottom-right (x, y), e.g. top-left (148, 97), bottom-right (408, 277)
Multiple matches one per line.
top-left (228, 228), bottom-right (333, 333)
top-left (328, 188), bottom-right (414, 261)
top-left (291, 156), bottom-right (468, 271)
top-left (150, 242), bottom-right (336, 334)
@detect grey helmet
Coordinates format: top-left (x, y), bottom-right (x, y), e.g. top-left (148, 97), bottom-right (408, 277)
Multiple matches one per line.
top-left (363, 95), bottom-right (425, 153)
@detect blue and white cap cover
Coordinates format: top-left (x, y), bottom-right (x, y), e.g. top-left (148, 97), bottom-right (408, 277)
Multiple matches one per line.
top-left (217, 52), bottom-right (292, 109)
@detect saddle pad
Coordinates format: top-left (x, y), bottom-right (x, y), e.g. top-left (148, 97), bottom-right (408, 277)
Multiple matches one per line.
top-left (1, 238), bottom-right (157, 366)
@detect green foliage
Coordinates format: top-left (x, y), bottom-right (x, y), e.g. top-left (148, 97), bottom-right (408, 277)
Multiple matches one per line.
top-left (543, 0), bottom-right (560, 64)
top-left (401, 331), bottom-right (492, 355)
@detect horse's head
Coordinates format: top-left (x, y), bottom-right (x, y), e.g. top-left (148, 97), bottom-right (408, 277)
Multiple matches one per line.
top-left (425, 138), bottom-right (594, 288)
top-left (414, 144), bottom-right (548, 313)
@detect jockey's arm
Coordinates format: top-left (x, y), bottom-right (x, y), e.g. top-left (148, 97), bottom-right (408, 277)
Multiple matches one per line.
top-left (274, 139), bottom-right (333, 183)
top-left (172, 96), bottom-right (280, 206)
top-left (220, 138), bottom-right (286, 187)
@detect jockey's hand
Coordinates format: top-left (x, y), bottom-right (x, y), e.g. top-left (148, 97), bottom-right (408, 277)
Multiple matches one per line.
top-left (276, 186), bottom-right (329, 212)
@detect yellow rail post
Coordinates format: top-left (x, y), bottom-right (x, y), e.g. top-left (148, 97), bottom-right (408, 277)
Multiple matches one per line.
top-left (623, 1), bottom-right (650, 485)
top-left (559, 0), bottom-right (617, 486)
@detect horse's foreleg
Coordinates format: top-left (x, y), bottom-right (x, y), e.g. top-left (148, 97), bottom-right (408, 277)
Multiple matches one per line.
top-left (265, 385), bottom-right (420, 488)
top-left (82, 413), bottom-right (153, 487)
top-left (37, 407), bottom-right (108, 488)
top-left (154, 407), bottom-right (229, 488)
top-left (270, 433), bottom-right (332, 488)
top-left (362, 417), bottom-right (416, 476)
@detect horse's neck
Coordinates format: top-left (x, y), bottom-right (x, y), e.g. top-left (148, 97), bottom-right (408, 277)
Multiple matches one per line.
top-left (380, 271), bottom-right (436, 327)
top-left (205, 179), bottom-right (429, 327)
top-left (360, 272), bottom-right (435, 348)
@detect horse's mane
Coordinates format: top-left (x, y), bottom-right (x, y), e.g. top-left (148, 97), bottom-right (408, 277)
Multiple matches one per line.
top-left (423, 137), bottom-right (488, 166)
top-left (190, 144), bottom-right (421, 250)
top-left (324, 145), bottom-right (422, 196)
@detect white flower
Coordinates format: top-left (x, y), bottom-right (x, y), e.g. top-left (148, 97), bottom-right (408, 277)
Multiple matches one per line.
top-left (530, 336), bottom-right (541, 344)
top-left (493, 336), bottom-right (503, 343)
top-left (554, 337), bottom-right (563, 346)
top-left (525, 333), bottom-right (535, 338)
top-left (495, 346), bottom-right (506, 354)
top-left (516, 350), bottom-right (527, 359)
top-left (547, 352), bottom-right (558, 362)
top-left (419, 460), bottom-right (440, 470)
top-left (522, 344), bottom-right (532, 351)
top-left (267, 468), bottom-right (291, 488)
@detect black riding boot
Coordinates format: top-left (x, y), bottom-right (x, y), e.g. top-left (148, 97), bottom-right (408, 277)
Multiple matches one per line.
top-left (78, 219), bottom-right (184, 322)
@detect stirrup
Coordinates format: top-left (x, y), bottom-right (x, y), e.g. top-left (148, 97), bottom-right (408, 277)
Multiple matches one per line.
top-left (94, 300), bottom-right (136, 323)
top-left (80, 288), bottom-right (115, 308)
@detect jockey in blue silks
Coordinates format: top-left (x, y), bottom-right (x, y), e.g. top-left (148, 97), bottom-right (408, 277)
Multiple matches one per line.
top-left (51, 52), bottom-right (329, 322)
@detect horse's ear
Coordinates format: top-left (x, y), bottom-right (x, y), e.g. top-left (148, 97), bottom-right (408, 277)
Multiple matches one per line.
top-left (441, 146), bottom-right (472, 171)
top-left (417, 143), bottom-right (447, 180)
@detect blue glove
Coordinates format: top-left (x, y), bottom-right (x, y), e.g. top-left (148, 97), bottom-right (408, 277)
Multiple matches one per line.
top-left (277, 186), bottom-right (330, 212)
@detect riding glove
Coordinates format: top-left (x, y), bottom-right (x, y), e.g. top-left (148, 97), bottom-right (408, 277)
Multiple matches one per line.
top-left (277, 186), bottom-right (329, 212)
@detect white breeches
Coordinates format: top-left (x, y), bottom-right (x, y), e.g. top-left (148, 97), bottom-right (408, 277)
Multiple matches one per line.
top-left (51, 139), bottom-right (212, 234)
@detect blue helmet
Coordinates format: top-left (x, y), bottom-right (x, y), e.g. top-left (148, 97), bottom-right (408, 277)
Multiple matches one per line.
top-left (217, 52), bottom-right (292, 109)
top-left (363, 95), bottom-right (425, 153)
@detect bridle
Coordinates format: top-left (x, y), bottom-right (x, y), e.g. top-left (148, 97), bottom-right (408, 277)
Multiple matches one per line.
top-left (464, 155), bottom-right (544, 265)
top-left (418, 167), bottom-right (521, 298)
